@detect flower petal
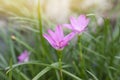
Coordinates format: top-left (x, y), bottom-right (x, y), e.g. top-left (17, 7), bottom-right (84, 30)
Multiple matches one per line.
top-left (63, 32), bottom-right (76, 43)
top-left (59, 40), bottom-right (68, 48)
top-left (18, 50), bottom-right (29, 63)
top-left (78, 15), bottom-right (89, 28)
top-left (43, 34), bottom-right (55, 48)
top-left (78, 15), bottom-right (86, 22)
top-left (70, 16), bottom-right (78, 27)
top-left (63, 24), bottom-right (73, 29)
top-left (79, 18), bottom-right (89, 32)
top-left (86, 18), bottom-right (90, 26)
top-left (47, 29), bottom-right (56, 41)
top-left (55, 25), bottom-right (64, 41)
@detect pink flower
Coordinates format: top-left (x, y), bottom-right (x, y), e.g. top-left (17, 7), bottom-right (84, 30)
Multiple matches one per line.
top-left (18, 50), bottom-right (29, 63)
top-left (63, 15), bottom-right (89, 33)
top-left (43, 25), bottom-right (75, 50)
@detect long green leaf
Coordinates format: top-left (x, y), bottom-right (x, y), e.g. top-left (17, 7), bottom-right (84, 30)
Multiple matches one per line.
top-left (62, 69), bottom-right (82, 80)
top-left (87, 70), bottom-right (98, 80)
top-left (32, 63), bottom-right (59, 80)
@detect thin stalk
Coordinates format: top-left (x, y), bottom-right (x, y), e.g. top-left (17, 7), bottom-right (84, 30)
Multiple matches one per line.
top-left (9, 58), bottom-right (13, 80)
top-left (78, 35), bottom-right (83, 61)
top-left (57, 50), bottom-right (63, 80)
top-left (8, 23), bottom-right (17, 63)
top-left (37, 0), bottom-right (46, 51)
top-left (78, 35), bottom-right (86, 77)
top-left (37, 0), bottom-right (51, 61)
top-left (38, 0), bottom-right (43, 40)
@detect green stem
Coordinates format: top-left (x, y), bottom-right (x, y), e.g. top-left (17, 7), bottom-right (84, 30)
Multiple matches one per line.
top-left (38, 0), bottom-right (43, 39)
top-left (78, 35), bottom-right (86, 77)
top-left (57, 50), bottom-right (63, 80)
top-left (38, 0), bottom-right (46, 49)
top-left (78, 36), bottom-right (82, 60)
top-left (9, 58), bottom-right (13, 80)
top-left (37, 0), bottom-right (51, 60)
top-left (79, 36), bottom-right (84, 61)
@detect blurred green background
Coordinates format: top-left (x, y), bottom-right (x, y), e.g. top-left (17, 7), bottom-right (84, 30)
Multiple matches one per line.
top-left (0, 0), bottom-right (120, 80)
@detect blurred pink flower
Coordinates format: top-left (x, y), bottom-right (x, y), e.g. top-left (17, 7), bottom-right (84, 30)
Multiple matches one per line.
top-left (43, 25), bottom-right (75, 50)
top-left (18, 50), bottom-right (29, 63)
top-left (63, 15), bottom-right (89, 33)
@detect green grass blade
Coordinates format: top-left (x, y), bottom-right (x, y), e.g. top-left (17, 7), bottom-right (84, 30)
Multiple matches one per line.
top-left (32, 67), bottom-right (51, 80)
top-left (62, 69), bottom-right (82, 80)
top-left (87, 70), bottom-right (98, 80)
top-left (11, 36), bottom-right (37, 54)
top-left (32, 63), bottom-right (59, 80)
top-left (15, 69), bottom-right (30, 80)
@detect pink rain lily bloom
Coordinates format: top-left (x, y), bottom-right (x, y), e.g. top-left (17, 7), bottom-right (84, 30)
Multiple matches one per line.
top-left (18, 50), bottom-right (29, 63)
top-left (43, 25), bottom-right (75, 50)
top-left (63, 15), bottom-right (89, 33)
